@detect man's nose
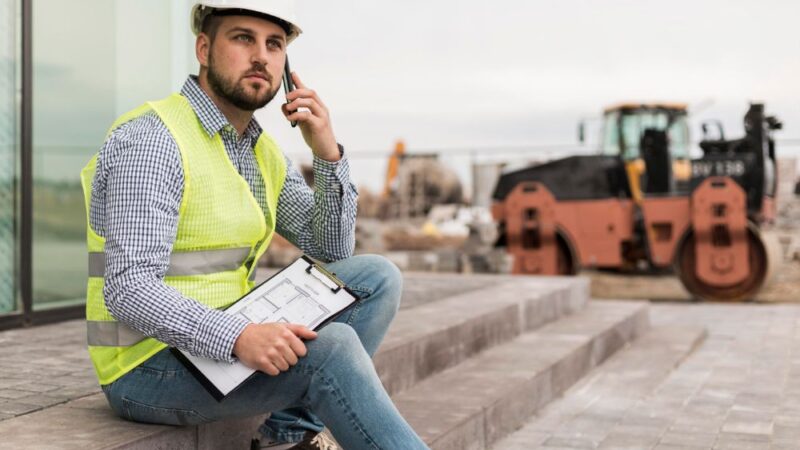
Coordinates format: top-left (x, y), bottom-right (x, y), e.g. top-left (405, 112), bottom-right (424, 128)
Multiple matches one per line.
top-left (251, 43), bottom-right (271, 68)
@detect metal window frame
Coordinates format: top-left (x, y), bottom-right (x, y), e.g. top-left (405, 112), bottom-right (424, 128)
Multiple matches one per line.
top-left (0, 0), bottom-right (84, 331)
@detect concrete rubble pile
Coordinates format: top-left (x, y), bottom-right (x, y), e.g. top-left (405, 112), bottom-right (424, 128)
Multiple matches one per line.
top-left (378, 204), bottom-right (512, 274)
top-left (777, 197), bottom-right (800, 262)
top-left (777, 158), bottom-right (800, 262)
top-left (260, 203), bottom-right (510, 274)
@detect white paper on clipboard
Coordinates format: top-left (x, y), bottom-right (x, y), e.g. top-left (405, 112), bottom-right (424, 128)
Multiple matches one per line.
top-left (178, 256), bottom-right (357, 398)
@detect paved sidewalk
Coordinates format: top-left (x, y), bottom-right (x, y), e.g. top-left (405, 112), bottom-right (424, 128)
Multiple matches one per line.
top-left (0, 319), bottom-right (95, 420)
top-left (648, 303), bottom-right (800, 449)
top-left (495, 302), bottom-right (800, 449)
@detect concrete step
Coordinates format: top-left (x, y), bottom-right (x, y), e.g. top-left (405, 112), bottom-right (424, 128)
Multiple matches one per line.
top-left (0, 393), bottom-right (265, 450)
top-left (257, 270), bottom-right (514, 311)
top-left (489, 325), bottom-right (706, 449)
top-left (391, 300), bottom-right (650, 450)
top-left (375, 276), bottom-right (588, 396)
top-left (396, 272), bottom-right (515, 310)
top-left (0, 276), bottom-right (589, 450)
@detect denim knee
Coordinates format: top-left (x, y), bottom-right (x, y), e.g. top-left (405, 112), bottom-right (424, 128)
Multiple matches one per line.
top-left (359, 254), bottom-right (403, 312)
top-left (301, 324), bottom-right (374, 380)
top-left (307, 323), bottom-right (364, 362)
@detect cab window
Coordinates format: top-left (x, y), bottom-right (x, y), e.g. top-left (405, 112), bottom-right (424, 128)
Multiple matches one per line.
top-left (601, 112), bottom-right (620, 156)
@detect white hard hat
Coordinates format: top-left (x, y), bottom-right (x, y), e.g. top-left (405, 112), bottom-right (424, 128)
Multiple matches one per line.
top-left (191, 0), bottom-right (302, 43)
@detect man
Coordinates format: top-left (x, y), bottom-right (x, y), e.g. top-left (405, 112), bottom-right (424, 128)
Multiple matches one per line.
top-left (80, 1), bottom-right (428, 449)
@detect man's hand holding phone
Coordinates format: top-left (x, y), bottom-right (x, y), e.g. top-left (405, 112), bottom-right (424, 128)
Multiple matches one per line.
top-left (281, 68), bottom-right (340, 163)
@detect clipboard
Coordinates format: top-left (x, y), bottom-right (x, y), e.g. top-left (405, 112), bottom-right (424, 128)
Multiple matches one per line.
top-left (172, 255), bottom-right (360, 401)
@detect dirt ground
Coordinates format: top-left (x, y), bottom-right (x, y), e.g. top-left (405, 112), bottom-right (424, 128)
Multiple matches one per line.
top-left (591, 192), bottom-right (800, 303)
top-left (588, 260), bottom-right (799, 303)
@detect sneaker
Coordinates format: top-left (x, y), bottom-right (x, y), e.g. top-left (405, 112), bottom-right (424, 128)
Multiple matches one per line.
top-left (252, 431), bottom-right (340, 450)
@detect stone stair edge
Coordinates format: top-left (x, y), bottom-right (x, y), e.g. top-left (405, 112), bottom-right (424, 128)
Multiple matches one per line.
top-left (386, 276), bottom-right (589, 335)
top-left (489, 324), bottom-right (708, 450)
top-left (0, 392), bottom-right (267, 450)
top-left (390, 300), bottom-right (650, 450)
top-left (374, 278), bottom-right (591, 396)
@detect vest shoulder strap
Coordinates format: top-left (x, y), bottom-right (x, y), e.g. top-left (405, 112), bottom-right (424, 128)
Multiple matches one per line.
top-left (106, 103), bottom-right (155, 136)
top-left (146, 94), bottom-right (196, 142)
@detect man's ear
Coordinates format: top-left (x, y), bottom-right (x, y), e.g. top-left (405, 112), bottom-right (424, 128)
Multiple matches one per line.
top-left (196, 33), bottom-right (211, 68)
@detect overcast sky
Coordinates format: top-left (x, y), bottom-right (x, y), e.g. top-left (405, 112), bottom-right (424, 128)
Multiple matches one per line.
top-left (254, 0), bottom-right (800, 189)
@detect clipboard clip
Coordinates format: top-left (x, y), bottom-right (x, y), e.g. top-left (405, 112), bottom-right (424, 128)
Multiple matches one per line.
top-left (305, 262), bottom-right (344, 294)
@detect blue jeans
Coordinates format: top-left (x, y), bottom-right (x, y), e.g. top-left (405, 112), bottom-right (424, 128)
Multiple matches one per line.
top-left (102, 254), bottom-right (429, 450)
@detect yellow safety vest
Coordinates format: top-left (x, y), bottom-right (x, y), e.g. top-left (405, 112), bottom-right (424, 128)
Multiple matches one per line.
top-left (80, 94), bottom-right (287, 385)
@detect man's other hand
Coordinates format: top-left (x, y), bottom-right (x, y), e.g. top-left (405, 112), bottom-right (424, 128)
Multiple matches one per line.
top-left (233, 323), bottom-right (318, 376)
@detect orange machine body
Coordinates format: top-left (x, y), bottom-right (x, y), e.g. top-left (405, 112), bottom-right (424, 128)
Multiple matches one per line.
top-left (690, 177), bottom-right (750, 287)
top-left (493, 177), bottom-right (757, 291)
top-left (492, 182), bottom-right (636, 274)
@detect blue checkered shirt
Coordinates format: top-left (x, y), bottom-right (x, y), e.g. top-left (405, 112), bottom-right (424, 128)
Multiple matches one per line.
top-left (89, 76), bottom-right (357, 363)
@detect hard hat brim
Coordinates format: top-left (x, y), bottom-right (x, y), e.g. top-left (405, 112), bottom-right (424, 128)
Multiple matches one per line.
top-left (190, 4), bottom-right (302, 43)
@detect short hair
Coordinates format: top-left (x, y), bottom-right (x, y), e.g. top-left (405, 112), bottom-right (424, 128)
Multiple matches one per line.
top-left (201, 8), bottom-right (293, 41)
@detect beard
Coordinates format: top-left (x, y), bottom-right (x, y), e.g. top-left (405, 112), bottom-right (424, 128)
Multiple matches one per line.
top-left (207, 53), bottom-right (277, 111)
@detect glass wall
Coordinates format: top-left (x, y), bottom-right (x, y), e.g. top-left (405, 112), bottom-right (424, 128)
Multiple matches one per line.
top-left (0, 0), bottom-right (20, 315)
top-left (31, 0), bottom-right (196, 309)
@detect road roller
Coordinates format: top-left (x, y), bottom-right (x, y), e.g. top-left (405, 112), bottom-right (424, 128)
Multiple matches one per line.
top-left (492, 103), bottom-right (782, 301)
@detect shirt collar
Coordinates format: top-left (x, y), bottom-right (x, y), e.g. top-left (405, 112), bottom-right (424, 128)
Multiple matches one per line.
top-left (181, 76), bottom-right (263, 141)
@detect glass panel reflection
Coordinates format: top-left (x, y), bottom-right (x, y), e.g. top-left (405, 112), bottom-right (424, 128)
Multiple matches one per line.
top-left (32, 0), bottom-right (195, 309)
top-left (0, 0), bottom-right (20, 314)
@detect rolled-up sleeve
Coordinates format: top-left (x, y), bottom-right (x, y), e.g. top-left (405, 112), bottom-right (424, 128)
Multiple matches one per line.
top-left (275, 147), bottom-right (358, 262)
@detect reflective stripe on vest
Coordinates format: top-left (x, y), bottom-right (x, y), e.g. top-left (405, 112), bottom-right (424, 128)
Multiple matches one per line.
top-left (85, 268), bottom-right (256, 347)
top-left (86, 320), bottom-right (146, 347)
top-left (87, 247), bottom-right (252, 278)
top-left (86, 246), bottom-right (259, 346)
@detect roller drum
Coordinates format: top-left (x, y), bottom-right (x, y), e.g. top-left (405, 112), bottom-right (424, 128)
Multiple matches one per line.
top-left (676, 224), bottom-right (782, 302)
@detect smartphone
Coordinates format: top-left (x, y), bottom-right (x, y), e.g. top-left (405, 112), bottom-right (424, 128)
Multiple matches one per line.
top-left (282, 55), bottom-right (297, 128)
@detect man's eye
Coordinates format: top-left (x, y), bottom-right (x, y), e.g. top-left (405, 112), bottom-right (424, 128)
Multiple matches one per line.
top-left (267, 39), bottom-right (284, 50)
top-left (236, 35), bottom-right (254, 43)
